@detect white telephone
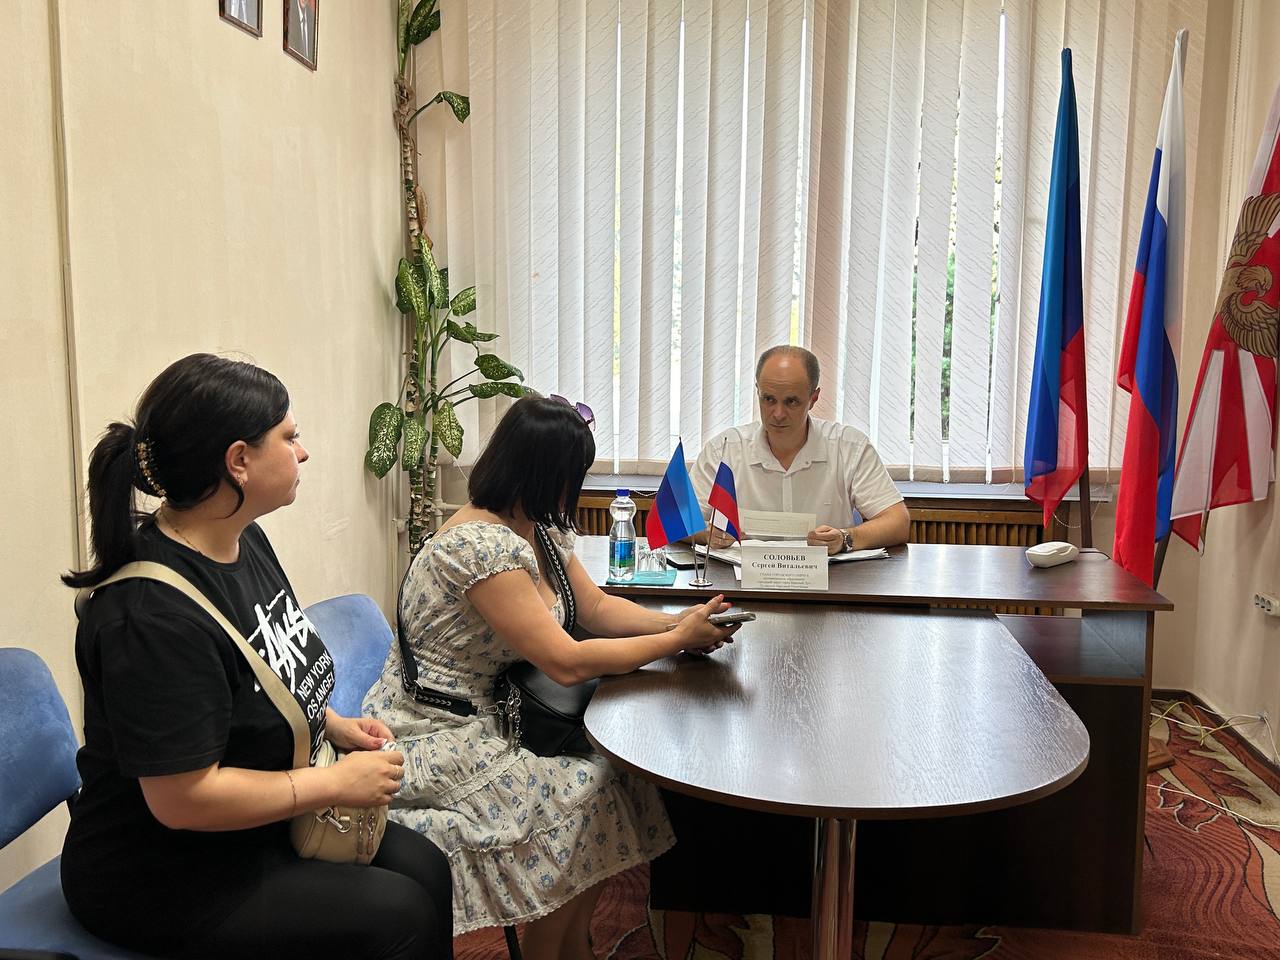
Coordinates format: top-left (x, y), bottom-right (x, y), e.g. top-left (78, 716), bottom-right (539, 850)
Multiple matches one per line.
top-left (1025, 540), bottom-right (1079, 568)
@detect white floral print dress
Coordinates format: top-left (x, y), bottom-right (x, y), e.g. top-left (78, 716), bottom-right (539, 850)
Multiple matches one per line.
top-left (362, 520), bottom-right (675, 933)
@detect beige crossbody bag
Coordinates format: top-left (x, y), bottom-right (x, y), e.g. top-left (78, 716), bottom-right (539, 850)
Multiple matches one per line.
top-left (80, 561), bottom-right (386, 865)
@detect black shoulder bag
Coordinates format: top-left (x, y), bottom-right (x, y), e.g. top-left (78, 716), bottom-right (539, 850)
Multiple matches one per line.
top-left (397, 524), bottom-right (598, 757)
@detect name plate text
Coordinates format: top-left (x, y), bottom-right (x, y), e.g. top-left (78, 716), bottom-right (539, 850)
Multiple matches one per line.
top-left (740, 542), bottom-right (828, 591)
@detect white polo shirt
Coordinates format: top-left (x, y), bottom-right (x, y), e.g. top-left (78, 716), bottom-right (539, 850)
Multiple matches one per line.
top-left (690, 417), bottom-right (904, 532)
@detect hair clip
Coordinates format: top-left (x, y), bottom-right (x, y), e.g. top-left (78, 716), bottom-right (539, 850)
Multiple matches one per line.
top-left (135, 439), bottom-right (168, 499)
top-left (550, 394), bottom-right (595, 429)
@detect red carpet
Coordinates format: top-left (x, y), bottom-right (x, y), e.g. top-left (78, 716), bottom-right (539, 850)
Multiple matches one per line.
top-left (456, 700), bottom-right (1280, 959)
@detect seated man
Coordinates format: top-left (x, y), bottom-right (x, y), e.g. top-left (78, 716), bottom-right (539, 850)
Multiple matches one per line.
top-left (690, 345), bottom-right (910, 554)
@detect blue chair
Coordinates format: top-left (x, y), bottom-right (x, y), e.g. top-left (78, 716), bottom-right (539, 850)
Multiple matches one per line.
top-left (304, 594), bottom-right (393, 717)
top-left (0, 648), bottom-right (152, 959)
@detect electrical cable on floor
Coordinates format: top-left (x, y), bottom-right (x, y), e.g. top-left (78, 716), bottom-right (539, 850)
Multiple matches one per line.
top-left (1148, 782), bottom-right (1280, 832)
top-left (1263, 713), bottom-right (1280, 767)
top-left (1149, 700), bottom-right (1267, 749)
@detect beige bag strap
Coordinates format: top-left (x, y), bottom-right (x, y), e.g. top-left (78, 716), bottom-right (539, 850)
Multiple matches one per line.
top-left (79, 562), bottom-right (311, 769)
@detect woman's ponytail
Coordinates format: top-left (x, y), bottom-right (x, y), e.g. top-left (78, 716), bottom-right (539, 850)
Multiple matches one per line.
top-left (61, 422), bottom-right (147, 588)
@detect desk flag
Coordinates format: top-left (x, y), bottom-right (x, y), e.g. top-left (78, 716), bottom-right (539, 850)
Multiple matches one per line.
top-left (708, 462), bottom-right (743, 541)
top-left (1113, 31), bottom-right (1187, 586)
top-left (645, 442), bottom-right (708, 550)
top-left (1169, 77), bottom-right (1280, 551)
top-left (1024, 49), bottom-right (1088, 529)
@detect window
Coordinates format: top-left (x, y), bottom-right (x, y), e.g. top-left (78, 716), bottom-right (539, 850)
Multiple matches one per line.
top-left (423, 0), bottom-right (1211, 482)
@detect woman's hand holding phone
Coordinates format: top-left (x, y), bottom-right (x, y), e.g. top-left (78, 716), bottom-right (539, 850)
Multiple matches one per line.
top-left (668, 595), bottom-right (743, 656)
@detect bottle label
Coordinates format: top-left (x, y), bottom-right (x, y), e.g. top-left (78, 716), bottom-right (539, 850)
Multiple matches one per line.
top-left (610, 539), bottom-right (635, 569)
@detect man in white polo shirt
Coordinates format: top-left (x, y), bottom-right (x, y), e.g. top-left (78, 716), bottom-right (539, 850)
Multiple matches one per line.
top-left (689, 345), bottom-right (910, 554)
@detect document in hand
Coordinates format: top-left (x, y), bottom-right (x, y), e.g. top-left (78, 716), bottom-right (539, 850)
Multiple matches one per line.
top-left (693, 540), bottom-right (889, 565)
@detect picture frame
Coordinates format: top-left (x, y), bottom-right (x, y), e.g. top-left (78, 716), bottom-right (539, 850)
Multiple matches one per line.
top-left (283, 0), bottom-right (319, 71)
top-left (219, 0), bottom-right (263, 38)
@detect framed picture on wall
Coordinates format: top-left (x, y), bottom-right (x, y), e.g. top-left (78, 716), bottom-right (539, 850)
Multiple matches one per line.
top-left (219, 0), bottom-right (262, 37)
top-left (284, 0), bottom-right (318, 70)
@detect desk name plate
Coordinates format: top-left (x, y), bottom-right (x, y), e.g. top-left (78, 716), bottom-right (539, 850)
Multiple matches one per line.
top-left (740, 543), bottom-right (828, 591)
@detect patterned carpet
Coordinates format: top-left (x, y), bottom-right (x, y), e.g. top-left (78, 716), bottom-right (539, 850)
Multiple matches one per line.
top-left (455, 700), bottom-right (1280, 960)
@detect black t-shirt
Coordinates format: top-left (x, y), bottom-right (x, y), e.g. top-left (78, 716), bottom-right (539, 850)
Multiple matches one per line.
top-left (61, 521), bottom-right (335, 951)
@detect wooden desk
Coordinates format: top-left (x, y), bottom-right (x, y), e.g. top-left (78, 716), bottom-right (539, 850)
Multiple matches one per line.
top-left (577, 538), bottom-right (1172, 933)
top-left (585, 603), bottom-right (1088, 959)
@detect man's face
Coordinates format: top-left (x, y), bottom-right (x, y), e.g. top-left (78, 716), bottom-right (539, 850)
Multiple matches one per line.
top-left (756, 355), bottom-right (819, 446)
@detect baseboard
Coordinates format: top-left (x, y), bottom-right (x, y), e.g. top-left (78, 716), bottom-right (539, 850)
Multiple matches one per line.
top-left (1152, 687), bottom-right (1279, 778)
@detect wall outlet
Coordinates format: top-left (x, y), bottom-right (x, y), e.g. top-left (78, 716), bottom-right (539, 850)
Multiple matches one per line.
top-left (1253, 592), bottom-right (1280, 616)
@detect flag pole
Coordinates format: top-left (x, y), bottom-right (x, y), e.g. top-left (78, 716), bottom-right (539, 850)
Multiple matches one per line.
top-left (1076, 468), bottom-right (1093, 548)
top-left (690, 439), bottom-right (728, 589)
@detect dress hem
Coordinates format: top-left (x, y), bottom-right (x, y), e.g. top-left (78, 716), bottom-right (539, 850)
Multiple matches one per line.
top-left (449, 831), bottom-right (676, 936)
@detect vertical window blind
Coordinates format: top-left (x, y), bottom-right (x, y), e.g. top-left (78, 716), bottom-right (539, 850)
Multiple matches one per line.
top-left (415, 0), bottom-right (1212, 481)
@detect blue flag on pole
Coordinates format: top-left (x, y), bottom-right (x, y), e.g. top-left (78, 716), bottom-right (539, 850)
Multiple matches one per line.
top-left (644, 442), bottom-right (707, 549)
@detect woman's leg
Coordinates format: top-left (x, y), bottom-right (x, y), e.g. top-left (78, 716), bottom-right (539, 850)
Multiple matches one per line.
top-left (190, 829), bottom-right (453, 960)
top-left (520, 882), bottom-right (605, 960)
top-left (372, 821), bottom-right (455, 952)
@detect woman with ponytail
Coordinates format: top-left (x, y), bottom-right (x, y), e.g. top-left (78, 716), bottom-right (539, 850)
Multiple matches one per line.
top-left (61, 354), bottom-right (453, 959)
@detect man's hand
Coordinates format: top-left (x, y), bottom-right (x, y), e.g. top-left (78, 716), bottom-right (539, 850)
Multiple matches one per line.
top-left (707, 527), bottom-right (736, 549)
top-left (807, 525), bottom-right (845, 556)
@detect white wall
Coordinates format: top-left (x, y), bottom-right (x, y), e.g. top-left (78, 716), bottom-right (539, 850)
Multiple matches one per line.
top-left (1, 0), bottom-right (403, 890)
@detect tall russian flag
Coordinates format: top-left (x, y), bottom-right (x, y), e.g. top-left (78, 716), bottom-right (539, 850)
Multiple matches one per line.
top-left (1025, 49), bottom-right (1088, 528)
top-left (707, 462), bottom-right (742, 541)
top-left (1112, 31), bottom-right (1187, 586)
top-left (645, 442), bottom-right (708, 550)
top-left (1169, 77), bottom-right (1280, 550)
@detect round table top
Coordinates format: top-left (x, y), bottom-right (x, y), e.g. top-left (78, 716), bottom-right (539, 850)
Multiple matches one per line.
top-left (584, 603), bottom-right (1090, 819)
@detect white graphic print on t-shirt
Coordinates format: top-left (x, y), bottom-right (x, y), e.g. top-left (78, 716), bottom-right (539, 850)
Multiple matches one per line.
top-left (245, 589), bottom-right (334, 758)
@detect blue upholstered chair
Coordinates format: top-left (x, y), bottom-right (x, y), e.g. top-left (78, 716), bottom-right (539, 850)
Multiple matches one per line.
top-left (0, 597), bottom-right (393, 958)
top-left (0, 647), bottom-right (151, 959)
top-left (304, 594), bottom-right (393, 717)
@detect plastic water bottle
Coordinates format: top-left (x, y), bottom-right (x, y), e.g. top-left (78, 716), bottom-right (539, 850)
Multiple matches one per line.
top-left (608, 489), bottom-right (637, 581)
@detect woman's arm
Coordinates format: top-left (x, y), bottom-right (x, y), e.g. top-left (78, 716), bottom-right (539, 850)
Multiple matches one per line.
top-left (467, 568), bottom-right (736, 686)
top-left (139, 747), bottom-right (403, 832)
top-left (567, 554), bottom-right (733, 638)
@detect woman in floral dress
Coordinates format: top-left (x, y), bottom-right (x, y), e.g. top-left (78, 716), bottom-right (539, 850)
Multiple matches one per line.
top-left (365, 396), bottom-right (740, 960)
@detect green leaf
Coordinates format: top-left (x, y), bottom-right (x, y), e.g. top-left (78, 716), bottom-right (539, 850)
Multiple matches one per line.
top-left (396, 258), bottom-right (428, 320)
top-left (433, 400), bottom-right (464, 459)
top-left (408, 4), bottom-right (441, 45)
top-left (437, 267), bottom-right (449, 308)
top-left (414, 6), bottom-right (450, 44)
top-left (475, 353), bottom-right (523, 381)
top-left (397, 0), bottom-right (412, 58)
top-left (401, 414), bottom-right (426, 470)
top-left (450, 286), bottom-right (477, 316)
top-left (364, 403), bottom-right (404, 478)
top-left (468, 381), bottom-right (530, 399)
top-left (421, 246), bottom-right (446, 311)
top-left (431, 91), bottom-right (471, 123)
top-left (446, 320), bottom-right (476, 344)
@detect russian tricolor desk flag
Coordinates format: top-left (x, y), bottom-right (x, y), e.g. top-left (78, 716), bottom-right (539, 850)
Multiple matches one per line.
top-left (1025, 49), bottom-right (1088, 528)
top-left (645, 443), bottom-right (707, 550)
top-left (1112, 31), bottom-right (1187, 586)
top-left (708, 462), bottom-right (743, 542)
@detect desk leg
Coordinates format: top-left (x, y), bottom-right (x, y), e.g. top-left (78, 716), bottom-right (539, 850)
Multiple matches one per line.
top-left (812, 817), bottom-right (856, 960)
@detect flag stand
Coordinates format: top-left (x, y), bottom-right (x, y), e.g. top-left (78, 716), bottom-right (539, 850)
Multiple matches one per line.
top-left (689, 438), bottom-right (729, 588)
top-left (689, 503), bottom-right (718, 588)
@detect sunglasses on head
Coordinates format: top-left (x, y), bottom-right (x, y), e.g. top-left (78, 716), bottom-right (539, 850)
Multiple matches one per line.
top-left (550, 394), bottom-right (595, 429)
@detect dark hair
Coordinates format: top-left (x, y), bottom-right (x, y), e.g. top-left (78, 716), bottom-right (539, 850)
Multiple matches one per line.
top-left (468, 396), bottom-right (596, 532)
top-left (755, 344), bottom-right (821, 392)
top-left (62, 353), bottom-right (291, 588)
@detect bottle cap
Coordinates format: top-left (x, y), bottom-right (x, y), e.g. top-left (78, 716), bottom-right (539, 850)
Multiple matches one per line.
top-left (616, 488), bottom-right (630, 497)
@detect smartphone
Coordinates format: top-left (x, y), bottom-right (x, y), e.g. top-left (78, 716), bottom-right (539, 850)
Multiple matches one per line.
top-left (708, 610), bottom-right (756, 627)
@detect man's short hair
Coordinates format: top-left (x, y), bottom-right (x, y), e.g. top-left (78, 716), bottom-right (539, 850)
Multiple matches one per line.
top-left (755, 345), bottom-right (820, 392)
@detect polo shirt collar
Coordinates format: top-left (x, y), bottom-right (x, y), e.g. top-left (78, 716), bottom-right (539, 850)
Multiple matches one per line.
top-left (748, 417), bottom-right (829, 472)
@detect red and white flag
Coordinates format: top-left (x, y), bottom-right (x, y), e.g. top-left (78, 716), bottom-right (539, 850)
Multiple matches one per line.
top-left (1169, 79), bottom-right (1280, 550)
